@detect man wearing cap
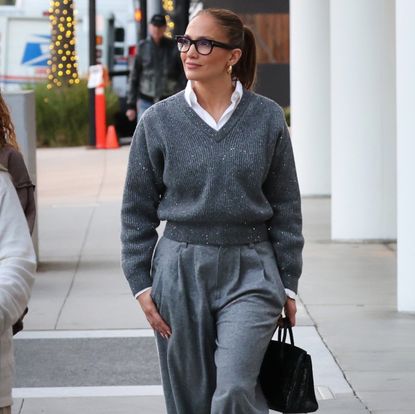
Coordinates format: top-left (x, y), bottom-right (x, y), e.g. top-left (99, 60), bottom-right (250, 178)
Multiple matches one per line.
top-left (126, 14), bottom-right (185, 121)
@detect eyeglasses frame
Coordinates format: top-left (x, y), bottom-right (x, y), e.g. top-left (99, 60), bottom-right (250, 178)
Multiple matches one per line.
top-left (175, 35), bottom-right (238, 56)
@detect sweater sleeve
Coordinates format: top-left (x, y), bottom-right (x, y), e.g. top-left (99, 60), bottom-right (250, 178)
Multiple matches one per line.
top-left (16, 185), bottom-right (36, 235)
top-left (263, 113), bottom-right (304, 294)
top-left (121, 120), bottom-right (165, 296)
top-left (2, 149), bottom-right (36, 234)
top-left (0, 174), bottom-right (36, 334)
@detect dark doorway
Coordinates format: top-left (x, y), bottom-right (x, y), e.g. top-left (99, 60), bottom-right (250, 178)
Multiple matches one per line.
top-left (202, 0), bottom-right (290, 107)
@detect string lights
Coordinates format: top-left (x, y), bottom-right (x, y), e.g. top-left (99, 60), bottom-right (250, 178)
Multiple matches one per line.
top-left (162, 0), bottom-right (175, 38)
top-left (48, 0), bottom-right (80, 88)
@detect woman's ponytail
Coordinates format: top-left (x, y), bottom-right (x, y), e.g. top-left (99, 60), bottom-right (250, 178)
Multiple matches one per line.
top-left (233, 26), bottom-right (257, 90)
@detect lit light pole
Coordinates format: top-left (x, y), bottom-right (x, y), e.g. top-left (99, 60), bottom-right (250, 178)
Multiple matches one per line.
top-left (48, 0), bottom-right (80, 88)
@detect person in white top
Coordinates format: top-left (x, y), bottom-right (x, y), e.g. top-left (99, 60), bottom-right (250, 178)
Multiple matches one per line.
top-left (0, 165), bottom-right (36, 413)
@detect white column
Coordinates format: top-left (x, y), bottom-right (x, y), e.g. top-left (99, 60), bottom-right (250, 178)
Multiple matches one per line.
top-left (396, 0), bottom-right (415, 312)
top-left (330, 0), bottom-right (396, 240)
top-left (290, 0), bottom-right (330, 196)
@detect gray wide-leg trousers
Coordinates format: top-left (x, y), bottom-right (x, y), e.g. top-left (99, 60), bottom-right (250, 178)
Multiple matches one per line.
top-left (150, 236), bottom-right (287, 414)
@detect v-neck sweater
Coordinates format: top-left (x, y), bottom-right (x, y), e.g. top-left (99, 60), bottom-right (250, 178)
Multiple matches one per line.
top-left (121, 89), bottom-right (304, 295)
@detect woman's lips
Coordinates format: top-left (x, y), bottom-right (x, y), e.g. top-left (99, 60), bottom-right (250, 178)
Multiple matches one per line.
top-left (185, 62), bottom-right (201, 70)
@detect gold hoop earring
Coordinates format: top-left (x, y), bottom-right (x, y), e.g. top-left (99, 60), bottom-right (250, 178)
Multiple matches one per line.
top-left (227, 65), bottom-right (233, 75)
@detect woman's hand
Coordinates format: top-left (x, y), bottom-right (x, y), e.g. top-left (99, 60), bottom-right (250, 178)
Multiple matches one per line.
top-left (126, 109), bottom-right (137, 121)
top-left (278, 297), bottom-right (297, 327)
top-left (137, 289), bottom-right (172, 339)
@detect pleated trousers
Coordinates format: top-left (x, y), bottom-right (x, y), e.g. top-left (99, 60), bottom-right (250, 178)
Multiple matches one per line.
top-left (150, 236), bottom-right (287, 414)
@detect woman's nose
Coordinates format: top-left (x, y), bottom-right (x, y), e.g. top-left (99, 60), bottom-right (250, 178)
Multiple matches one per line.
top-left (187, 43), bottom-right (199, 57)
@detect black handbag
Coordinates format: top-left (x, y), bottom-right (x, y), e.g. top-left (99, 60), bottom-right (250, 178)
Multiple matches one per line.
top-left (259, 319), bottom-right (319, 413)
top-left (12, 307), bottom-right (28, 336)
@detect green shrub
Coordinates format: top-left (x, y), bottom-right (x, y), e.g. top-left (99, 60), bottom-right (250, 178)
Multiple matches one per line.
top-left (30, 80), bottom-right (119, 147)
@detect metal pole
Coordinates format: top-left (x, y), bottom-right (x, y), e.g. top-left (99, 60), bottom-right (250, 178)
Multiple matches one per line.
top-left (183, 0), bottom-right (190, 29)
top-left (173, 0), bottom-right (190, 36)
top-left (88, 0), bottom-right (96, 147)
top-left (140, 0), bottom-right (148, 40)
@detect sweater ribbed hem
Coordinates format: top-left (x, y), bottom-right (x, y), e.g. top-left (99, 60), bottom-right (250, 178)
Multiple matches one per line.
top-left (164, 221), bottom-right (269, 245)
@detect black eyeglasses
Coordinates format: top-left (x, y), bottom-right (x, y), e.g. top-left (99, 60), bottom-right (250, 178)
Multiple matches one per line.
top-left (175, 35), bottom-right (237, 56)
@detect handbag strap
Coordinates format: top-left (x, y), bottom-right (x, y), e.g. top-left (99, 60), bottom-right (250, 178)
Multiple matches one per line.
top-left (276, 318), bottom-right (295, 345)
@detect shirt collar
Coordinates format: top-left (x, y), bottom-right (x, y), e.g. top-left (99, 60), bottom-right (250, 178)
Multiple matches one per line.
top-left (184, 80), bottom-right (243, 108)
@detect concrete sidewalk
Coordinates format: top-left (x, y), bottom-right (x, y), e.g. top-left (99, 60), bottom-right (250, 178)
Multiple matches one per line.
top-left (11, 147), bottom-right (415, 413)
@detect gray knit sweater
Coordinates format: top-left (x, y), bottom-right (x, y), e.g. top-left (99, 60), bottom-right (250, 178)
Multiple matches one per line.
top-left (121, 89), bottom-right (304, 296)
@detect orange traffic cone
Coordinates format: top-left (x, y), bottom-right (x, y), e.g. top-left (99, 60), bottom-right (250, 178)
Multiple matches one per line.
top-left (95, 83), bottom-right (107, 149)
top-left (105, 125), bottom-right (119, 149)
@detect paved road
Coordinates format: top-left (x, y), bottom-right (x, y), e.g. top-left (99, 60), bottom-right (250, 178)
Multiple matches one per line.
top-left (10, 147), bottom-right (414, 414)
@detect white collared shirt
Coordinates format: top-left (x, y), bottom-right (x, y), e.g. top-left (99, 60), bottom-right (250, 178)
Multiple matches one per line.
top-left (184, 80), bottom-right (243, 130)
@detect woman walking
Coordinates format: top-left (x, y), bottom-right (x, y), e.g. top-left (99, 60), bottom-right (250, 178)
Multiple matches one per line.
top-left (121, 8), bottom-right (304, 414)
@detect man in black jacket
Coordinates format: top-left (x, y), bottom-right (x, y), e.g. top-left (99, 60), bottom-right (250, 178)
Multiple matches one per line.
top-left (126, 14), bottom-right (185, 121)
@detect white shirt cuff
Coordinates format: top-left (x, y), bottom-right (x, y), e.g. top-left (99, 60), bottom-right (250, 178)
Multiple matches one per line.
top-left (135, 286), bottom-right (151, 299)
top-left (285, 288), bottom-right (297, 300)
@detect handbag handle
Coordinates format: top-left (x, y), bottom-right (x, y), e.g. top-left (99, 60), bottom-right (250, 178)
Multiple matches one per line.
top-left (276, 318), bottom-right (295, 346)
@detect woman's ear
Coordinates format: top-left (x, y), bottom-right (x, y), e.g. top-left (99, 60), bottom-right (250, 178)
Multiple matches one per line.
top-left (229, 48), bottom-right (242, 66)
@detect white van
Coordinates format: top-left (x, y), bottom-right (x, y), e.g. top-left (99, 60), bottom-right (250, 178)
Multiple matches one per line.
top-left (0, 0), bottom-right (139, 96)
